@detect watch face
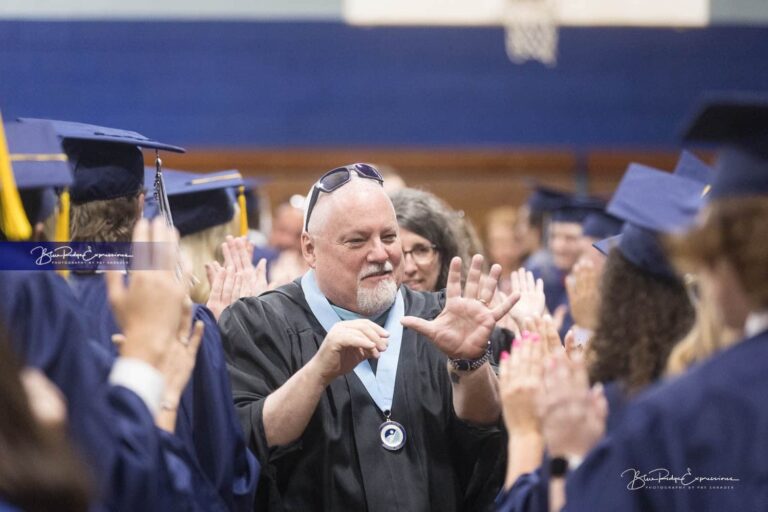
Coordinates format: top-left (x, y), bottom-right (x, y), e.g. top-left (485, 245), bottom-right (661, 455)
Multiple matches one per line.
top-left (451, 359), bottom-right (469, 371)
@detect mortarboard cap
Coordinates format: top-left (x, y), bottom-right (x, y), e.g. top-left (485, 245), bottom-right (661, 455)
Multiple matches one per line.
top-left (526, 185), bottom-right (571, 216)
top-left (19, 118), bottom-right (185, 153)
top-left (164, 169), bottom-right (244, 236)
top-left (4, 121), bottom-right (72, 225)
top-left (592, 234), bottom-right (620, 256)
top-left (19, 118), bottom-right (184, 205)
top-left (581, 211), bottom-right (623, 240)
top-left (550, 196), bottom-right (606, 224)
top-left (606, 163), bottom-right (707, 278)
top-left (681, 93), bottom-right (768, 199)
top-left (673, 150), bottom-right (713, 185)
top-left (4, 121), bottom-right (72, 190)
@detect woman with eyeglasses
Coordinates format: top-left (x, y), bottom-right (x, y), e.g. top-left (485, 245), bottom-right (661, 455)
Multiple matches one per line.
top-left (390, 188), bottom-right (469, 292)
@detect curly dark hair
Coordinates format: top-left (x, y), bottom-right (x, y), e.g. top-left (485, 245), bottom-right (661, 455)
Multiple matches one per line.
top-left (390, 188), bottom-right (468, 290)
top-left (587, 249), bottom-right (695, 395)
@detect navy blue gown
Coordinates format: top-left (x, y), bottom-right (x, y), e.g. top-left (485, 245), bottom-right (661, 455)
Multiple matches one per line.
top-left (495, 381), bottom-right (628, 512)
top-left (68, 272), bottom-right (260, 511)
top-left (564, 331), bottom-right (768, 511)
top-left (0, 271), bottom-right (217, 511)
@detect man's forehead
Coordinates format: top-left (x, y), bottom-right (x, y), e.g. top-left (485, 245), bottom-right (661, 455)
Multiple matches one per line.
top-left (550, 221), bottom-right (583, 233)
top-left (314, 176), bottom-right (389, 214)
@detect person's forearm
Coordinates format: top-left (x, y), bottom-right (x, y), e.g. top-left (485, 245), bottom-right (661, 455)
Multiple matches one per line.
top-left (262, 359), bottom-right (329, 447)
top-left (449, 362), bottom-right (500, 425)
top-left (504, 431), bottom-right (545, 490)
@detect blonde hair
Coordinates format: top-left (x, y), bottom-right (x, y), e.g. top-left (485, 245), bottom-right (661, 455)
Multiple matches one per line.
top-left (179, 204), bottom-right (240, 304)
top-left (70, 195), bottom-right (141, 243)
top-left (665, 278), bottom-right (739, 376)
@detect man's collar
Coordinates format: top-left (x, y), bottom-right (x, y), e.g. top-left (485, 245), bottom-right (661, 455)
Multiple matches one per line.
top-left (329, 302), bottom-right (392, 327)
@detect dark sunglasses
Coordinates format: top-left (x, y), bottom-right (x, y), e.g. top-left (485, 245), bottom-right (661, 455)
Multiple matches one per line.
top-left (304, 163), bottom-right (384, 231)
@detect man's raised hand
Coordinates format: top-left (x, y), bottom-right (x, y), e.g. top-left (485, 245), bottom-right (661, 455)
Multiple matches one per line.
top-left (401, 255), bottom-right (518, 359)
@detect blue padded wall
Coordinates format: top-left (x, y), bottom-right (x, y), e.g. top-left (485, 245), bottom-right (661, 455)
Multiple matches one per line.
top-left (2, 21), bottom-right (768, 148)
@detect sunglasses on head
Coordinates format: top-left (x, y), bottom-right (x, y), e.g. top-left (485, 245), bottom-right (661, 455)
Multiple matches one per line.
top-left (304, 163), bottom-right (384, 231)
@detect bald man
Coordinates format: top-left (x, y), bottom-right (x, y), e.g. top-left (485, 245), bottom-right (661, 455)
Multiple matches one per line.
top-left (221, 164), bottom-right (514, 512)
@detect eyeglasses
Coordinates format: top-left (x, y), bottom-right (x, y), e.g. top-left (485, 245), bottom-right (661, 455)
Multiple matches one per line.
top-left (303, 163), bottom-right (384, 231)
top-left (403, 244), bottom-right (438, 266)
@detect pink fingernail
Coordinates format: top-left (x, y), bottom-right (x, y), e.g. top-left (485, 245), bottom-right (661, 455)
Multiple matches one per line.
top-left (512, 339), bottom-right (521, 348)
top-left (531, 334), bottom-right (541, 343)
top-left (500, 351), bottom-right (509, 361)
top-left (522, 330), bottom-right (531, 338)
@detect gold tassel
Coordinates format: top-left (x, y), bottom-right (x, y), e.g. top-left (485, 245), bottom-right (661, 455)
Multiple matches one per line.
top-left (238, 185), bottom-right (248, 237)
top-left (55, 188), bottom-right (71, 278)
top-left (0, 112), bottom-right (32, 240)
top-left (55, 189), bottom-right (70, 242)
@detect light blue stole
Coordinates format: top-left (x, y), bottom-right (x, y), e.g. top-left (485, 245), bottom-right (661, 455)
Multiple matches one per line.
top-left (301, 269), bottom-right (404, 413)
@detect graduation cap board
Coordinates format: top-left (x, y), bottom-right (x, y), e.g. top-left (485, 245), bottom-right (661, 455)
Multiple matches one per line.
top-left (673, 150), bottom-right (714, 186)
top-left (681, 93), bottom-right (768, 199)
top-left (0, 118), bottom-right (72, 240)
top-left (159, 169), bottom-right (245, 237)
top-left (551, 195), bottom-right (606, 224)
top-left (20, 117), bottom-right (185, 234)
top-left (605, 163), bottom-right (708, 278)
top-left (581, 211), bottom-right (623, 240)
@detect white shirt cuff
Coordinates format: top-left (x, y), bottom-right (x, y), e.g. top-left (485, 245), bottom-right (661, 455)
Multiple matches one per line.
top-left (108, 357), bottom-right (165, 417)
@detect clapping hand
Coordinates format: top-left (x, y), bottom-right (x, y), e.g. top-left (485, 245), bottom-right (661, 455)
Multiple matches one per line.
top-left (499, 332), bottom-right (545, 435)
top-left (401, 255), bottom-right (519, 360)
top-left (566, 259), bottom-right (600, 330)
top-left (508, 268), bottom-right (546, 324)
top-left (106, 218), bottom-right (187, 369)
top-left (206, 236), bottom-right (268, 320)
top-left (539, 352), bottom-right (608, 459)
top-left (155, 296), bottom-right (205, 432)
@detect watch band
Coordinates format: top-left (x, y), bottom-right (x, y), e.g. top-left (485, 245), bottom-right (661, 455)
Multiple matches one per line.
top-left (449, 341), bottom-right (491, 372)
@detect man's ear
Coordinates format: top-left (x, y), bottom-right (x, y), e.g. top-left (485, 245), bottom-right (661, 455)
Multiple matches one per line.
top-left (301, 232), bottom-right (317, 268)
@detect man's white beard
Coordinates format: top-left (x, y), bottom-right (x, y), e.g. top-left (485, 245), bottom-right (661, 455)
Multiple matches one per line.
top-left (357, 262), bottom-right (398, 317)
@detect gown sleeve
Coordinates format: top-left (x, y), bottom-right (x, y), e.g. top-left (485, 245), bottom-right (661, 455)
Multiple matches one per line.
top-left (175, 304), bottom-right (260, 511)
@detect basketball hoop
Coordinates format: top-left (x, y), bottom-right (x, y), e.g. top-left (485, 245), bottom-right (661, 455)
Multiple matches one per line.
top-left (504, 0), bottom-right (559, 66)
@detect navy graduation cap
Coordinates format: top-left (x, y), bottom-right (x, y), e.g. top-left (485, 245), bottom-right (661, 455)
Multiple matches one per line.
top-left (163, 169), bottom-right (245, 237)
top-left (1, 119), bottom-right (72, 239)
top-left (4, 121), bottom-right (71, 190)
top-left (582, 211), bottom-right (623, 240)
top-left (673, 150), bottom-right (713, 185)
top-left (19, 118), bottom-right (184, 205)
top-left (681, 93), bottom-right (768, 198)
top-left (551, 195), bottom-right (606, 224)
top-left (526, 184), bottom-right (571, 216)
top-left (605, 163), bottom-right (708, 278)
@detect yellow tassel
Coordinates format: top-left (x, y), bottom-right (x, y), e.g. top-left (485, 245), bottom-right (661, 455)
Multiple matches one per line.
top-left (238, 185), bottom-right (248, 237)
top-left (55, 189), bottom-right (70, 242)
top-left (0, 112), bottom-right (33, 240)
top-left (55, 189), bottom-right (71, 278)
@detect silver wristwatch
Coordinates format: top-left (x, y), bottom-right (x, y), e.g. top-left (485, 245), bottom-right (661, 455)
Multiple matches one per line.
top-left (449, 342), bottom-right (491, 372)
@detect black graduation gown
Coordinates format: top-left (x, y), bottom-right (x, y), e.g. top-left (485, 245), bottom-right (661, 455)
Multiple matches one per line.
top-left (221, 280), bottom-right (505, 512)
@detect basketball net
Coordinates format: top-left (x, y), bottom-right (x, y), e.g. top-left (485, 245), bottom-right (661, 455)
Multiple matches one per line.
top-left (504, 0), bottom-right (558, 66)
